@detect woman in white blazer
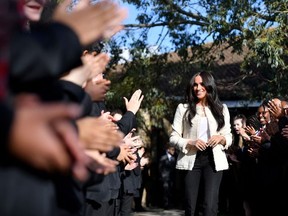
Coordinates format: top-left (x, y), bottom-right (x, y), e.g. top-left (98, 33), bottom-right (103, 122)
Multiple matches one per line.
top-left (170, 71), bottom-right (232, 216)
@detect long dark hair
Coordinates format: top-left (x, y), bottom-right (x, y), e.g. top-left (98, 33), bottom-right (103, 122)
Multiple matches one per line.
top-left (232, 114), bottom-right (247, 146)
top-left (184, 71), bottom-right (224, 131)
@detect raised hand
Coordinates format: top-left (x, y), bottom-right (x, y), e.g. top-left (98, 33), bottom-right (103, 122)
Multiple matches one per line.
top-left (124, 161), bottom-right (138, 170)
top-left (82, 51), bottom-right (110, 81)
top-left (84, 78), bottom-right (111, 102)
top-left (268, 99), bottom-right (283, 119)
top-left (76, 116), bottom-right (123, 152)
top-left (10, 95), bottom-right (88, 180)
top-left (60, 64), bottom-right (92, 86)
top-left (123, 129), bottom-right (142, 148)
top-left (124, 89), bottom-right (144, 114)
top-left (117, 144), bottom-right (136, 164)
top-left (53, 0), bottom-right (128, 45)
top-left (61, 52), bottom-right (110, 87)
top-left (85, 150), bottom-right (119, 175)
top-left (245, 125), bottom-right (256, 136)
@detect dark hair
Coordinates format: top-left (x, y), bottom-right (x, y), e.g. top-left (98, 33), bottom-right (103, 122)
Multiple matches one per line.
top-left (83, 41), bottom-right (104, 54)
top-left (184, 71), bottom-right (224, 131)
top-left (260, 99), bottom-right (269, 110)
top-left (233, 114), bottom-right (247, 127)
top-left (111, 108), bottom-right (123, 117)
top-left (256, 99), bottom-right (271, 119)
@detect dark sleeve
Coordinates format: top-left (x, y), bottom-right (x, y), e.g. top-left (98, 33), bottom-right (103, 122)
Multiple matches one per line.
top-left (106, 147), bottom-right (121, 160)
top-left (133, 153), bottom-right (141, 176)
top-left (0, 103), bottom-right (14, 160)
top-left (89, 102), bottom-right (106, 117)
top-left (9, 22), bottom-right (82, 93)
top-left (116, 111), bottom-right (137, 136)
top-left (58, 80), bottom-right (92, 117)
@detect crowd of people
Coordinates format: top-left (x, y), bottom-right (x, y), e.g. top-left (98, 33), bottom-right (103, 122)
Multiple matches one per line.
top-left (219, 98), bottom-right (288, 216)
top-left (0, 0), bottom-right (149, 216)
top-left (169, 71), bottom-right (288, 216)
top-left (2, 1), bottom-right (288, 216)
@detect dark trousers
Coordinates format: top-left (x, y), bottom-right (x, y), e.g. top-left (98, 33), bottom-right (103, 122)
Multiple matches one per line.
top-left (162, 180), bottom-right (174, 208)
top-left (84, 199), bottom-right (116, 216)
top-left (184, 150), bottom-right (223, 216)
top-left (119, 193), bottom-right (133, 216)
top-left (0, 165), bottom-right (57, 216)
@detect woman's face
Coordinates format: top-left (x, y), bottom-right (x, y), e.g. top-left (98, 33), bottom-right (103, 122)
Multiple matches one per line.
top-left (193, 75), bottom-right (207, 101)
top-left (23, 0), bottom-right (46, 22)
top-left (233, 119), bottom-right (243, 134)
top-left (257, 105), bottom-right (270, 125)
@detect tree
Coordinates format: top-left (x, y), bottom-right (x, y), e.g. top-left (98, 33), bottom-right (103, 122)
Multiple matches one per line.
top-left (41, 0), bottom-right (288, 143)
top-left (106, 0), bottom-right (287, 129)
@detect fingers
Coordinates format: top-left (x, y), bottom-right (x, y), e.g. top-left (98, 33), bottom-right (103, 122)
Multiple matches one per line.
top-left (281, 126), bottom-right (288, 138)
top-left (82, 52), bottom-right (110, 80)
top-left (125, 89), bottom-right (144, 114)
top-left (102, 25), bottom-right (124, 39)
top-left (195, 139), bottom-right (207, 151)
top-left (131, 89), bottom-right (142, 100)
top-left (52, 119), bottom-right (88, 177)
top-left (73, 0), bottom-right (90, 11)
top-left (54, 0), bottom-right (127, 45)
top-left (123, 97), bottom-right (128, 106)
top-left (77, 117), bottom-right (123, 152)
top-left (86, 150), bottom-right (118, 175)
top-left (14, 93), bottom-right (40, 107)
top-left (10, 100), bottom-right (87, 176)
top-left (206, 135), bottom-right (224, 148)
top-left (41, 103), bottom-right (82, 121)
top-left (55, 0), bottom-right (72, 14)
top-left (125, 162), bottom-right (138, 171)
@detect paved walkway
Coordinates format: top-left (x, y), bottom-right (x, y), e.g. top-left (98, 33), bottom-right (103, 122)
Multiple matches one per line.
top-left (132, 208), bottom-right (238, 216)
top-left (132, 208), bottom-right (184, 216)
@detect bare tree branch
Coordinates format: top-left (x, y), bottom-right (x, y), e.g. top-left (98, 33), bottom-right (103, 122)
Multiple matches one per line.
top-left (124, 20), bottom-right (208, 29)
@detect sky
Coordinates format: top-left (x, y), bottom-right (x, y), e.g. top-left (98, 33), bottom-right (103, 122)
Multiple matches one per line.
top-left (119, 1), bottom-right (214, 52)
top-left (120, 2), bottom-right (173, 50)
top-left (115, 2), bottom-right (164, 60)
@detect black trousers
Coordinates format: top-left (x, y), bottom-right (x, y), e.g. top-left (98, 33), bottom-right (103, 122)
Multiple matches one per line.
top-left (119, 193), bottom-right (133, 216)
top-left (84, 199), bottom-right (117, 216)
top-left (184, 149), bottom-right (223, 216)
top-left (0, 165), bottom-right (57, 216)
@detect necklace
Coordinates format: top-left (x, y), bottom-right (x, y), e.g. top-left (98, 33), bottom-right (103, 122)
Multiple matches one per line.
top-left (197, 105), bottom-right (206, 117)
top-left (202, 106), bottom-right (207, 117)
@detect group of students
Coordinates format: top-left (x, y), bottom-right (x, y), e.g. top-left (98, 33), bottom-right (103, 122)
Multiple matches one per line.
top-left (4, 1), bottom-right (288, 216)
top-left (221, 98), bottom-right (288, 216)
top-left (0, 0), bottom-right (149, 216)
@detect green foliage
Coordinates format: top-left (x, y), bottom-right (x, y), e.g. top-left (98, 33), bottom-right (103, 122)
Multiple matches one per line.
top-left (111, 0), bottom-right (288, 129)
top-left (43, 0), bottom-right (288, 131)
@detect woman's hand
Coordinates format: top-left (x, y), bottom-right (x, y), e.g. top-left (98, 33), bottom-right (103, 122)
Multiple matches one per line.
top-left (187, 139), bottom-right (207, 151)
top-left (207, 135), bottom-right (225, 148)
top-left (245, 125), bottom-right (256, 136)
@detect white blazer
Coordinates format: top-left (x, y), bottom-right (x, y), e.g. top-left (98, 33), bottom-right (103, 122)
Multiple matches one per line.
top-left (169, 103), bottom-right (232, 171)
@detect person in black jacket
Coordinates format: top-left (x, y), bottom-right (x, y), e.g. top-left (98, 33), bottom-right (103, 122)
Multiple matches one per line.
top-left (83, 68), bottom-right (144, 216)
top-left (159, 144), bottom-right (177, 209)
top-left (113, 111), bottom-right (144, 216)
top-left (0, 1), bottom-right (128, 215)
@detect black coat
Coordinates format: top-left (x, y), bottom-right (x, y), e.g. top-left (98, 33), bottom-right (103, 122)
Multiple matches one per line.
top-left (84, 101), bottom-right (137, 202)
top-left (0, 22), bottom-right (85, 216)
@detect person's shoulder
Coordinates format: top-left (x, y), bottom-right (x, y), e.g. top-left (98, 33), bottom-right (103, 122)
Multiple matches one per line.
top-left (159, 154), bottom-right (168, 162)
top-left (222, 103), bottom-right (228, 109)
top-left (221, 103), bottom-right (230, 114)
top-left (177, 103), bottom-right (188, 110)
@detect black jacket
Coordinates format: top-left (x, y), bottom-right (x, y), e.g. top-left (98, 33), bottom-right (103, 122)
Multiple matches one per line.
top-left (84, 101), bottom-right (137, 202)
